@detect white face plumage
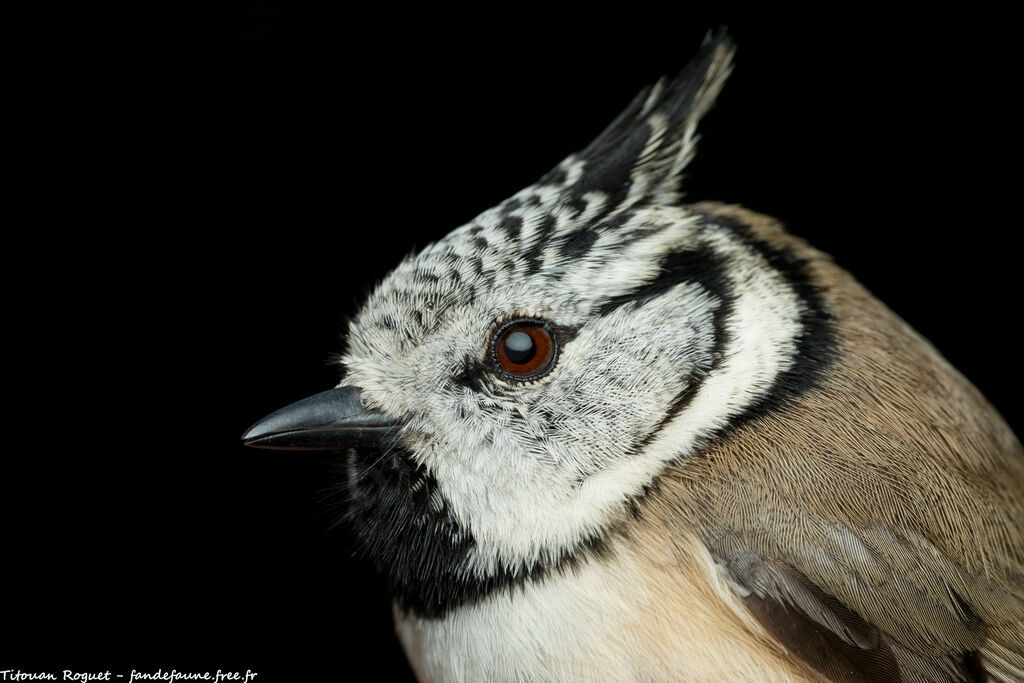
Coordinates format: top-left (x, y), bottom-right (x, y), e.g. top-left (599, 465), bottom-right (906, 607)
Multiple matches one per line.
top-left (341, 194), bottom-right (810, 577)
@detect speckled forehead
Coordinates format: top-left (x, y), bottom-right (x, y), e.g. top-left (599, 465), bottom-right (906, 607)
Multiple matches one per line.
top-left (353, 175), bottom-right (706, 338)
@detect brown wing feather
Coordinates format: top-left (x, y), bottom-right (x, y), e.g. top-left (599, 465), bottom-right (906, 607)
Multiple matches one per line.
top-left (714, 544), bottom-right (901, 682)
top-left (644, 203), bottom-right (1024, 681)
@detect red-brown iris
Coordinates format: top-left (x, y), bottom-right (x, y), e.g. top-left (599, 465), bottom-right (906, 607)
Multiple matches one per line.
top-left (493, 320), bottom-right (557, 380)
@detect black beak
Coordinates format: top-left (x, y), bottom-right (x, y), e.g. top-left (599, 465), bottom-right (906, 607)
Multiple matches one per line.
top-left (242, 386), bottom-right (398, 451)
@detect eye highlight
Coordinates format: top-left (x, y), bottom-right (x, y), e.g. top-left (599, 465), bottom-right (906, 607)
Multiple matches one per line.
top-left (492, 319), bottom-right (557, 380)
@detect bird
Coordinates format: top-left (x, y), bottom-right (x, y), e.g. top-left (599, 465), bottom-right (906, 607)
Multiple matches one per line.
top-left (242, 30), bottom-right (1023, 682)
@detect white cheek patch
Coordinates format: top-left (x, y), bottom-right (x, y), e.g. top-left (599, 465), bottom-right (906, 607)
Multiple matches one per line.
top-left (427, 230), bottom-right (803, 574)
top-left (643, 229), bottom-right (803, 455)
top-left (343, 213), bottom-right (806, 577)
top-left (420, 285), bottom-right (717, 574)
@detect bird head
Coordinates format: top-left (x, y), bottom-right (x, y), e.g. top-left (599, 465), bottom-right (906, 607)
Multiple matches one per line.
top-left (243, 32), bottom-right (833, 617)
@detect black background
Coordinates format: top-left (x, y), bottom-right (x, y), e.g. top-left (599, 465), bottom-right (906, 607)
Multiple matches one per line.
top-left (4, 4), bottom-right (1020, 681)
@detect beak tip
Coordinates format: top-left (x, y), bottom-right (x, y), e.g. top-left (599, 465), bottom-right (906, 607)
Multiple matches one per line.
top-left (241, 386), bottom-right (397, 451)
top-left (241, 420), bottom-right (269, 446)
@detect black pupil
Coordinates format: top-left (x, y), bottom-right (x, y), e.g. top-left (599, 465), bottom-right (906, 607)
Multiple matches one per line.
top-left (504, 330), bottom-right (536, 364)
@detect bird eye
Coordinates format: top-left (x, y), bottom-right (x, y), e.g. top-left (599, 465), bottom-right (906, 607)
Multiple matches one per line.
top-left (492, 320), bottom-right (557, 380)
